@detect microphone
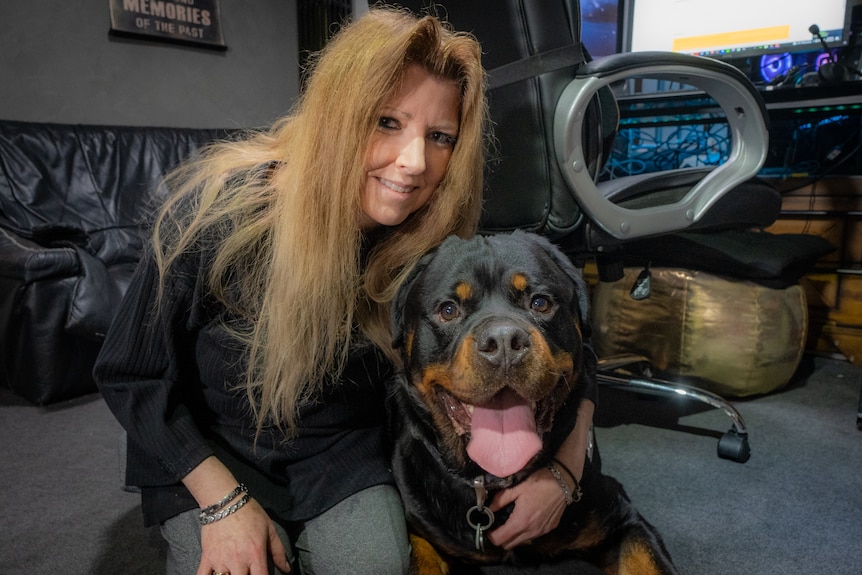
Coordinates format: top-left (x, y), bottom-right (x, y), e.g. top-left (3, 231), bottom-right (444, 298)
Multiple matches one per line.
top-left (809, 23), bottom-right (849, 84)
top-left (809, 24), bottom-right (834, 61)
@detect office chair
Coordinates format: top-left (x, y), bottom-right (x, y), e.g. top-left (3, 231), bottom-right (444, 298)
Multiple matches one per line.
top-left (387, 0), bottom-right (784, 463)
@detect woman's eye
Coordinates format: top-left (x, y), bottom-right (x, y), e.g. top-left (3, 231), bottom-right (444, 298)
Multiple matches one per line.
top-left (437, 301), bottom-right (461, 322)
top-left (378, 116), bottom-right (399, 130)
top-left (429, 131), bottom-right (457, 147)
top-left (530, 295), bottom-right (552, 313)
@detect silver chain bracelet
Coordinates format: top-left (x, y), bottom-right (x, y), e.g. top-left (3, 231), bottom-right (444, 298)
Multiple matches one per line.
top-left (548, 462), bottom-right (581, 505)
top-left (199, 492), bottom-right (252, 526)
top-left (198, 483), bottom-right (251, 526)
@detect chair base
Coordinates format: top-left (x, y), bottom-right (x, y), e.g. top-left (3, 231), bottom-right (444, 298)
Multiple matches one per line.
top-left (856, 375), bottom-right (862, 431)
top-left (597, 355), bottom-right (751, 463)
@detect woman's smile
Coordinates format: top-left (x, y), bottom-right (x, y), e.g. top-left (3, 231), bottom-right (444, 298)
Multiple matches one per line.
top-left (376, 177), bottom-right (416, 195)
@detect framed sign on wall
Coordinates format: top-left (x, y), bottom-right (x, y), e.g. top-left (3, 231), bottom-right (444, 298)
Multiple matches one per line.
top-left (109, 0), bottom-right (226, 50)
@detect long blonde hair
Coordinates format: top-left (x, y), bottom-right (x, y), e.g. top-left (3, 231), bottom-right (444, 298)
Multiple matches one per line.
top-left (152, 7), bottom-right (489, 435)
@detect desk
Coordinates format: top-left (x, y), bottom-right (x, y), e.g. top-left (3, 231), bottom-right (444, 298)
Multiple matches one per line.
top-left (610, 82), bottom-right (862, 178)
top-left (610, 83), bottom-right (862, 365)
top-left (758, 82), bottom-right (862, 114)
top-left (616, 81), bottom-right (862, 117)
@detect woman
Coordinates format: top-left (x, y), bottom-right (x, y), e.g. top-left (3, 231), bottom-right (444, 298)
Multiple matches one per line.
top-left (95, 6), bottom-right (594, 575)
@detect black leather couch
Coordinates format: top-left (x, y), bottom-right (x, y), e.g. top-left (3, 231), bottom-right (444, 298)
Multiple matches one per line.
top-left (0, 120), bottom-right (232, 404)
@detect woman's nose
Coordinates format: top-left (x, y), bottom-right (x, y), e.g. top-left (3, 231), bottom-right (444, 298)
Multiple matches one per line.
top-left (396, 135), bottom-right (426, 174)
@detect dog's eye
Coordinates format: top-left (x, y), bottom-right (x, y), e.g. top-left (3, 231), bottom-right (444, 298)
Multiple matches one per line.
top-left (437, 301), bottom-right (461, 322)
top-left (530, 295), bottom-right (553, 313)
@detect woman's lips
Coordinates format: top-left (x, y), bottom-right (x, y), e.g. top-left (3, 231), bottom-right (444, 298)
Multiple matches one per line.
top-left (378, 177), bottom-right (415, 194)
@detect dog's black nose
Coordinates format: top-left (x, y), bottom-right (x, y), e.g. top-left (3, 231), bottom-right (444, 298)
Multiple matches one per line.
top-left (476, 321), bottom-right (531, 369)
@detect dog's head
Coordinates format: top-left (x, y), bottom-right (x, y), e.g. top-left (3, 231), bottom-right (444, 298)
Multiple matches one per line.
top-left (391, 230), bottom-right (591, 479)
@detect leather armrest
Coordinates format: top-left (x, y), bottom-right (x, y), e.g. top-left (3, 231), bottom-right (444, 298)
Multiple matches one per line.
top-left (0, 226), bottom-right (122, 340)
top-left (0, 226), bottom-right (79, 282)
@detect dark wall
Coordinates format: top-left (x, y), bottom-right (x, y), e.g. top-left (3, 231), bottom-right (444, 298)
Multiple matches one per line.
top-left (0, 0), bottom-right (299, 129)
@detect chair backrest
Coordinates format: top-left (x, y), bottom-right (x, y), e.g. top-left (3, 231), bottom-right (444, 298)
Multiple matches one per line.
top-left (0, 120), bottom-right (231, 264)
top-left (391, 1), bottom-right (776, 254)
top-left (396, 0), bottom-right (610, 241)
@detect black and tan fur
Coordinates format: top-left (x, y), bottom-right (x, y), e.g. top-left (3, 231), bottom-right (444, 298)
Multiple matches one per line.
top-left (388, 231), bottom-right (679, 575)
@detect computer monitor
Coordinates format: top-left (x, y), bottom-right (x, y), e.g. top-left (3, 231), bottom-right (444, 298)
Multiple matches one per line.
top-left (622, 0), bottom-right (851, 59)
top-left (581, 0), bottom-right (623, 57)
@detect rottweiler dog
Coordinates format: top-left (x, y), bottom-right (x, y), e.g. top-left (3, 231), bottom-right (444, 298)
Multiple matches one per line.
top-left (388, 230), bottom-right (679, 575)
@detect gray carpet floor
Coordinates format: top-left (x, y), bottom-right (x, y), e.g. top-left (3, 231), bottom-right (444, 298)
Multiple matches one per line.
top-left (1, 354), bottom-right (860, 574)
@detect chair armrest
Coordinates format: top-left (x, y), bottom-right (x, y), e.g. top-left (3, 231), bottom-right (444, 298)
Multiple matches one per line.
top-left (0, 226), bottom-right (123, 340)
top-left (554, 51), bottom-right (769, 240)
top-left (0, 226), bottom-right (79, 282)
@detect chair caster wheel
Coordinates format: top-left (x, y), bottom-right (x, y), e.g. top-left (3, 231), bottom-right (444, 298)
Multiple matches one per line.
top-left (717, 430), bottom-right (750, 463)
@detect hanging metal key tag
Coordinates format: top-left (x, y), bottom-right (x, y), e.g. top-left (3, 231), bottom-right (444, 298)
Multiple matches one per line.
top-left (466, 475), bottom-right (495, 551)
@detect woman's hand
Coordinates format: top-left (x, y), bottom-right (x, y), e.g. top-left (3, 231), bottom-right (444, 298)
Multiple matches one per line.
top-left (486, 467), bottom-right (568, 549)
top-left (185, 456), bottom-right (291, 574)
top-left (198, 498), bottom-right (291, 575)
top-left (486, 399), bottom-right (595, 550)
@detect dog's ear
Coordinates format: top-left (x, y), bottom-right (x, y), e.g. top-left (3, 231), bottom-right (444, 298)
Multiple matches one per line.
top-left (391, 248), bottom-right (437, 349)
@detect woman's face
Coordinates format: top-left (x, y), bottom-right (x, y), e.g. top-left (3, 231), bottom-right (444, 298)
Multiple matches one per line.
top-left (359, 64), bottom-right (460, 230)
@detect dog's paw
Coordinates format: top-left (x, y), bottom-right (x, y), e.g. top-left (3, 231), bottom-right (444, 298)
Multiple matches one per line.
top-left (409, 534), bottom-right (450, 575)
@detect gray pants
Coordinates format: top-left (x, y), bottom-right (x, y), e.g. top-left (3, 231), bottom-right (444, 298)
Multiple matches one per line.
top-left (161, 484), bottom-right (410, 575)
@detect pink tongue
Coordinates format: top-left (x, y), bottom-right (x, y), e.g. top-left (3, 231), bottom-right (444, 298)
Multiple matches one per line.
top-left (466, 389), bottom-right (541, 477)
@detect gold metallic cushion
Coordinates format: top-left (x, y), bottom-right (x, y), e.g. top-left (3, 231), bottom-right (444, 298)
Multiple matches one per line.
top-left (592, 267), bottom-right (807, 397)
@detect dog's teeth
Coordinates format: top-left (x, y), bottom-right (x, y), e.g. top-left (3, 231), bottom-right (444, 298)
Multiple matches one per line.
top-left (466, 404), bottom-right (474, 415)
